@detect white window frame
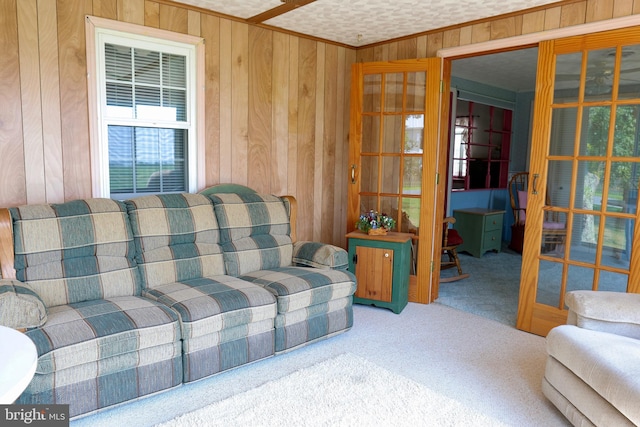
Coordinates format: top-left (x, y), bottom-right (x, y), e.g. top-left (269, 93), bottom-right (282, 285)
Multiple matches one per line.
top-left (86, 16), bottom-right (205, 198)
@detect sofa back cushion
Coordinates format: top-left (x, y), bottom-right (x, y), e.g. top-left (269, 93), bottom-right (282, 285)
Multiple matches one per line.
top-left (126, 193), bottom-right (225, 288)
top-left (10, 199), bottom-right (141, 307)
top-left (209, 193), bottom-right (292, 276)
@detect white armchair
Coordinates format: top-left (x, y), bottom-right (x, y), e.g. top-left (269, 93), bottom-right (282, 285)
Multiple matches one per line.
top-left (543, 291), bottom-right (640, 426)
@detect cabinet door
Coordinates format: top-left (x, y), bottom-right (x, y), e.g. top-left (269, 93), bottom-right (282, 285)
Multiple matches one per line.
top-left (354, 246), bottom-right (393, 302)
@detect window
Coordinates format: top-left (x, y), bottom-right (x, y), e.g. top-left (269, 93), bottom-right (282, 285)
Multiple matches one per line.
top-left (451, 99), bottom-right (512, 190)
top-left (86, 17), bottom-right (205, 199)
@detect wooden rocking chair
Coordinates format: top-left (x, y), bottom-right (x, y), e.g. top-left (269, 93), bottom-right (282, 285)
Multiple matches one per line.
top-left (441, 217), bottom-right (470, 283)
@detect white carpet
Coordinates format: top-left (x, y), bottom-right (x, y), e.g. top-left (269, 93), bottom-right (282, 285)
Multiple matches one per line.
top-left (155, 352), bottom-right (506, 427)
top-left (72, 303), bottom-right (569, 427)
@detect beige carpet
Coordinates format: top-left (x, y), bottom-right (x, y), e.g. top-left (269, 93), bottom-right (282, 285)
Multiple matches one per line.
top-left (155, 353), bottom-right (507, 427)
top-left (72, 303), bottom-right (569, 427)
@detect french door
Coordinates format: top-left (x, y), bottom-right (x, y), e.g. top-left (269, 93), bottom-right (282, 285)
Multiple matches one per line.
top-left (348, 59), bottom-right (444, 304)
top-left (517, 27), bottom-right (640, 335)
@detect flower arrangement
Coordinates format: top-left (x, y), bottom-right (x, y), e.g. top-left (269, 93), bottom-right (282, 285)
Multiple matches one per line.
top-left (355, 210), bottom-right (396, 234)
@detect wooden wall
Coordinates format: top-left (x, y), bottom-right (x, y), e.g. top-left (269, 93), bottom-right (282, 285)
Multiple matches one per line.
top-left (0, 0), bottom-right (354, 246)
top-left (1, 0), bottom-right (639, 249)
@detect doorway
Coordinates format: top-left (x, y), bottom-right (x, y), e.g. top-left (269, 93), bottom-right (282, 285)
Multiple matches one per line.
top-left (436, 47), bottom-right (538, 328)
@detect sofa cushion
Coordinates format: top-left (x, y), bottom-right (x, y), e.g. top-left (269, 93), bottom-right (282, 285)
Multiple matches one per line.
top-left (566, 290), bottom-right (640, 340)
top-left (142, 275), bottom-right (276, 339)
top-left (546, 324), bottom-right (640, 424)
top-left (209, 193), bottom-right (293, 275)
top-left (275, 296), bottom-right (353, 352)
top-left (126, 194), bottom-right (226, 288)
top-left (239, 266), bottom-right (356, 313)
top-left (10, 199), bottom-right (141, 307)
top-left (292, 241), bottom-right (348, 270)
top-left (24, 296), bottom-right (181, 375)
top-left (0, 280), bottom-right (47, 328)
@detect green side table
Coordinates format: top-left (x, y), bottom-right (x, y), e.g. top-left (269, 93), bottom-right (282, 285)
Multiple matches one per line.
top-left (453, 208), bottom-right (505, 258)
top-left (346, 231), bottom-right (413, 314)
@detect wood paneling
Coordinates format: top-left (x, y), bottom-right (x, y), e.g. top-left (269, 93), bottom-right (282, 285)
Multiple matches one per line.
top-left (2, 0), bottom-right (640, 249)
top-left (296, 38), bottom-right (317, 241)
top-left (247, 26), bottom-right (273, 194)
top-left (231, 21), bottom-right (249, 186)
top-left (94, 0), bottom-right (117, 19)
top-left (39, 0), bottom-right (64, 203)
top-left (314, 42), bottom-right (325, 242)
top-left (17, 0), bottom-right (45, 204)
top-left (160, 3), bottom-right (188, 33)
top-left (119, 0), bottom-right (144, 24)
top-left (0, 0), bottom-right (26, 207)
top-left (272, 32), bottom-right (290, 196)
top-left (218, 18), bottom-right (232, 184)
top-left (58, 0), bottom-right (93, 201)
top-left (202, 13), bottom-right (220, 186)
top-left (560, 2), bottom-right (588, 27)
top-left (144, 1), bottom-right (160, 27)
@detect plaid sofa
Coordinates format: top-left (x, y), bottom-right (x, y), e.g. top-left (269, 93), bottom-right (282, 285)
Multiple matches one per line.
top-left (7, 199), bottom-right (182, 417)
top-left (125, 193), bottom-right (277, 382)
top-left (208, 192), bottom-right (356, 352)
top-left (0, 188), bottom-right (355, 417)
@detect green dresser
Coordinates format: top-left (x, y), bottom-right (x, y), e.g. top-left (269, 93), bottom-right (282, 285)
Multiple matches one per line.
top-left (346, 231), bottom-right (412, 314)
top-left (453, 208), bottom-right (505, 258)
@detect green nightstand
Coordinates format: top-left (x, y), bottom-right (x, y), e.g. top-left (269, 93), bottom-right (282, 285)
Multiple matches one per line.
top-left (453, 208), bottom-right (505, 258)
top-left (346, 231), bottom-right (413, 314)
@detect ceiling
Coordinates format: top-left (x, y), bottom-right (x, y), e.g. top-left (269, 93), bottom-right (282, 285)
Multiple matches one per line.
top-left (180, 1), bottom-right (640, 95)
top-left (173, 0), bottom-right (561, 93)
top-left (452, 48), bottom-right (539, 92)
top-left (175, 0), bottom-right (561, 47)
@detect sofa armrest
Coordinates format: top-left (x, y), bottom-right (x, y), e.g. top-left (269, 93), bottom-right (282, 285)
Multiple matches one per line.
top-left (280, 195), bottom-right (297, 242)
top-left (0, 208), bottom-right (16, 279)
top-left (0, 279), bottom-right (47, 329)
top-left (566, 290), bottom-right (640, 340)
top-left (292, 241), bottom-right (348, 270)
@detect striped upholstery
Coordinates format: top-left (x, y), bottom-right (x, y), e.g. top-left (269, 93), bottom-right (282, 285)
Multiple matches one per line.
top-left (240, 267), bottom-right (356, 313)
top-left (143, 275), bottom-right (276, 381)
top-left (127, 193), bottom-right (277, 382)
top-left (10, 199), bottom-right (141, 307)
top-left (208, 191), bottom-right (356, 353)
top-left (239, 266), bottom-right (356, 352)
top-left (9, 199), bottom-right (181, 417)
top-left (274, 296), bottom-right (353, 352)
top-left (17, 296), bottom-right (182, 417)
top-left (292, 241), bottom-right (349, 270)
top-left (209, 193), bottom-right (293, 276)
top-left (6, 189), bottom-right (355, 415)
top-left (125, 194), bottom-right (226, 288)
top-left (0, 280), bottom-right (47, 329)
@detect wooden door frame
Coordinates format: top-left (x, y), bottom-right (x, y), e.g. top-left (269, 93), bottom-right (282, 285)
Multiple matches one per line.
top-left (348, 59), bottom-right (442, 304)
top-left (430, 15), bottom-right (640, 305)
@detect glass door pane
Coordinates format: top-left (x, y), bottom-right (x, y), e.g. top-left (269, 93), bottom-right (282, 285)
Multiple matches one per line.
top-left (349, 59), bottom-right (441, 304)
top-left (519, 32), bottom-right (640, 335)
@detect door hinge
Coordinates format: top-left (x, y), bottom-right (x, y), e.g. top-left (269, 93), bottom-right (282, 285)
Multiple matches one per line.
top-left (353, 254), bottom-right (358, 264)
top-left (436, 173), bottom-right (440, 185)
top-left (430, 260), bottom-right (434, 272)
top-left (440, 80), bottom-right (444, 93)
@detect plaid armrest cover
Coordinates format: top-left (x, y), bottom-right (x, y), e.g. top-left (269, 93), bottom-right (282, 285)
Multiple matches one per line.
top-left (292, 241), bottom-right (348, 270)
top-left (0, 279), bottom-right (47, 329)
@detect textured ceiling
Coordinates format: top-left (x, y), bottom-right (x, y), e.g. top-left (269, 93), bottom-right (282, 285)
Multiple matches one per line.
top-left (452, 48), bottom-right (539, 92)
top-left (175, 0), bottom-right (562, 47)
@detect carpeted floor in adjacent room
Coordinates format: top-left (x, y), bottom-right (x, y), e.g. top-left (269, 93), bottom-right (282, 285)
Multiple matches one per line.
top-left (437, 245), bottom-right (522, 327)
